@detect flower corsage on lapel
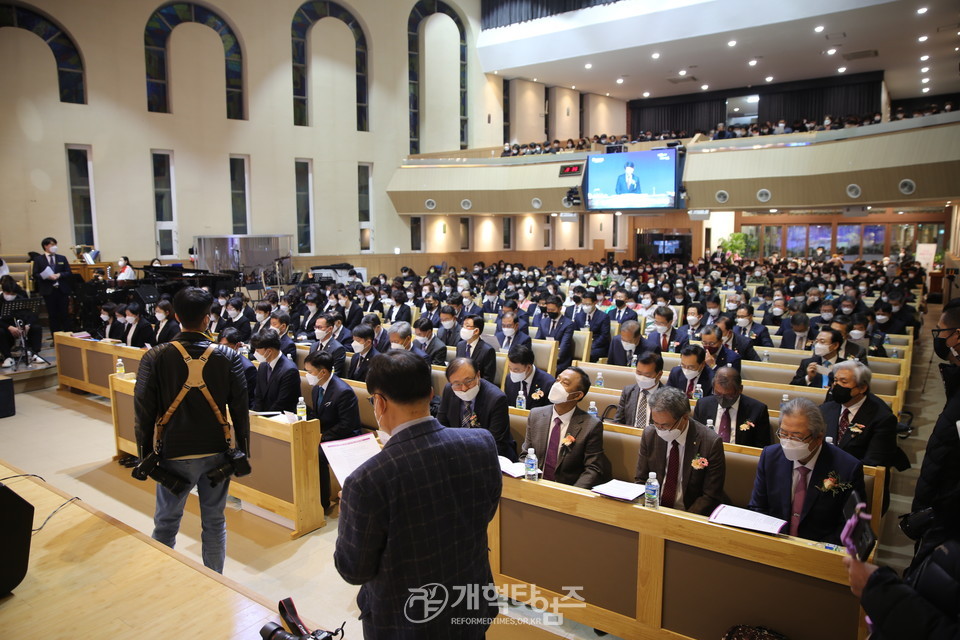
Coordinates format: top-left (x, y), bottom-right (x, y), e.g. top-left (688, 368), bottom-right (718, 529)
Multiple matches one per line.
top-left (561, 434), bottom-right (576, 449)
top-left (530, 388), bottom-right (544, 401)
top-left (691, 454), bottom-right (709, 470)
top-left (817, 471), bottom-right (853, 496)
top-left (848, 423), bottom-right (866, 436)
top-left (738, 420), bottom-right (755, 432)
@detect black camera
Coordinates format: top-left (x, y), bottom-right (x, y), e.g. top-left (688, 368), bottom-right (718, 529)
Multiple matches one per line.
top-left (131, 452), bottom-right (189, 497)
top-left (205, 448), bottom-right (251, 487)
top-left (260, 622), bottom-right (333, 640)
top-left (260, 597), bottom-right (340, 640)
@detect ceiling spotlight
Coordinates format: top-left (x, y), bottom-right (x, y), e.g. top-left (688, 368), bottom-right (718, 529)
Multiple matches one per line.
top-left (642, 91), bottom-right (650, 98)
top-left (616, 78), bottom-right (624, 84)
top-left (493, 70), bottom-right (498, 75)
top-left (838, 67), bottom-right (847, 73)
top-left (733, 107), bottom-right (740, 112)
top-left (571, 85), bottom-right (576, 90)
top-left (827, 48), bottom-right (837, 55)
top-left (769, 209), bottom-right (778, 213)
top-left (746, 95), bottom-right (760, 103)
top-left (701, 84), bottom-right (709, 90)
top-left (748, 59), bottom-right (758, 66)
top-left (917, 7), bottom-right (927, 14)
top-left (651, 52), bottom-right (660, 59)
top-left (921, 66), bottom-right (929, 73)
top-left (605, 92), bottom-right (610, 96)
top-left (728, 40), bottom-right (737, 47)
top-left (765, 76), bottom-right (773, 82)
top-left (678, 69), bottom-right (687, 76)
top-left (922, 87), bottom-right (930, 93)
top-left (584, 63), bottom-right (592, 69)
top-left (918, 35), bottom-right (928, 42)
top-left (533, 78), bottom-right (537, 82)
top-left (920, 55), bottom-right (929, 61)
top-left (814, 25), bottom-right (824, 33)
top-left (922, 77), bottom-right (930, 83)
top-left (614, 211), bottom-right (622, 216)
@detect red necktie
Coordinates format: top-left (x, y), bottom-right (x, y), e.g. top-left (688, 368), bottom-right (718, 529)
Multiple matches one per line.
top-left (790, 466), bottom-right (810, 536)
top-left (686, 377), bottom-right (695, 398)
top-left (838, 408), bottom-right (850, 442)
top-left (718, 408), bottom-right (731, 443)
top-left (661, 333), bottom-right (668, 351)
top-left (543, 417), bottom-right (562, 481)
top-left (661, 441), bottom-right (680, 508)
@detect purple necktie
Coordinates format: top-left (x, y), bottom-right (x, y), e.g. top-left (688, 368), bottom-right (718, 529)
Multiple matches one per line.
top-left (661, 441), bottom-right (680, 508)
top-left (790, 466), bottom-right (810, 537)
top-left (542, 417), bottom-right (562, 481)
top-left (718, 408), bottom-right (731, 443)
top-left (838, 408), bottom-right (850, 442)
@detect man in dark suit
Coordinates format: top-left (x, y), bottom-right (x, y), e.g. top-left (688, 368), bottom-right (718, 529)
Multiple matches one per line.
top-left (308, 313), bottom-right (346, 378)
top-left (536, 295), bottom-right (575, 374)
top-left (457, 314), bottom-right (497, 383)
top-left (779, 313), bottom-right (813, 352)
top-left (829, 316), bottom-right (869, 365)
top-left (345, 323), bottom-right (378, 382)
top-left (790, 328), bottom-right (845, 388)
top-left (329, 310), bottom-right (352, 347)
top-left (459, 290), bottom-right (481, 321)
top-left (304, 350), bottom-right (361, 511)
top-left (419, 293), bottom-right (441, 326)
top-left (614, 351), bottom-right (665, 428)
top-left (218, 327), bottom-right (256, 408)
top-left (335, 350), bottom-right (501, 638)
top-left (250, 328), bottom-right (301, 413)
top-left (505, 343), bottom-right (555, 410)
top-left (437, 358), bottom-right (516, 461)
top-left (607, 320), bottom-right (643, 367)
top-left (573, 291), bottom-right (611, 362)
top-left (749, 398), bottom-right (866, 543)
top-left (634, 386), bottom-right (725, 515)
top-left (716, 316), bottom-right (759, 361)
top-left (32, 236), bottom-right (73, 337)
top-left (615, 161), bottom-right (640, 194)
top-left (387, 321), bottom-right (430, 362)
top-left (675, 303), bottom-right (706, 350)
top-left (436, 305), bottom-right (462, 347)
top-left (607, 290), bottom-right (638, 325)
top-left (268, 311), bottom-right (297, 360)
top-left (734, 304), bottom-right (774, 349)
top-left (361, 313), bottom-right (391, 354)
top-left (694, 366), bottom-right (770, 447)
top-left (495, 311), bottom-right (530, 354)
top-left (699, 324), bottom-right (741, 372)
top-left (481, 282), bottom-right (503, 315)
top-left (413, 317), bottom-right (447, 365)
top-left (666, 344), bottom-right (714, 399)
top-left (522, 367), bottom-right (610, 488)
top-left (337, 291), bottom-right (363, 330)
top-left (642, 306), bottom-right (681, 354)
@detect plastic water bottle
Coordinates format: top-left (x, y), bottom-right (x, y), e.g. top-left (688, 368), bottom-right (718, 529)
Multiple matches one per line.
top-left (115, 358), bottom-right (125, 375)
top-left (524, 448), bottom-right (539, 481)
top-left (780, 393), bottom-right (790, 412)
top-left (240, 344), bottom-right (250, 359)
top-left (631, 353), bottom-right (638, 367)
top-left (884, 334), bottom-right (891, 345)
top-left (825, 437), bottom-right (834, 444)
top-left (891, 347), bottom-right (899, 359)
top-left (762, 350), bottom-right (770, 363)
top-left (595, 371), bottom-right (604, 388)
top-left (693, 384), bottom-right (703, 400)
top-left (516, 389), bottom-right (526, 410)
top-left (645, 472), bottom-right (660, 509)
top-left (296, 396), bottom-right (307, 421)
top-left (587, 401), bottom-right (598, 418)
top-left (706, 419), bottom-right (715, 431)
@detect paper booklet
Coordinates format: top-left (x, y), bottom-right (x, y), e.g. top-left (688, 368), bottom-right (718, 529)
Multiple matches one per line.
top-left (592, 479), bottom-right (646, 502)
top-left (499, 456), bottom-right (541, 478)
top-left (322, 432), bottom-right (383, 484)
top-left (709, 504), bottom-right (787, 535)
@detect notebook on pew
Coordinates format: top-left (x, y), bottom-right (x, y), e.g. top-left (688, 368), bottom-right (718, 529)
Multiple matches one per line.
top-left (592, 479), bottom-right (646, 502)
top-left (709, 504), bottom-right (787, 535)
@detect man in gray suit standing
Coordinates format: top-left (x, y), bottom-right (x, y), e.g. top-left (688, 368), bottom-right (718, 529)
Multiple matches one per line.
top-left (634, 386), bottom-right (726, 516)
top-left (522, 367), bottom-right (610, 489)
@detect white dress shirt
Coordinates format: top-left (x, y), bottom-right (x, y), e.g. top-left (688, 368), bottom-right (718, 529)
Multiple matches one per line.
top-left (842, 394), bottom-right (868, 425)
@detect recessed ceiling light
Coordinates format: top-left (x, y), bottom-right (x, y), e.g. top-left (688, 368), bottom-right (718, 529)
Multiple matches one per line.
top-left (827, 48), bottom-right (837, 55)
top-left (814, 25), bottom-right (824, 33)
top-left (898, 211), bottom-right (904, 215)
top-left (748, 59), bottom-right (758, 66)
top-left (533, 78), bottom-right (537, 82)
top-left (769, 209), bottom-right (778, 213)
top-left (765, 76), bottom-right (773, 82)
top-left (642, 91), bottom-right (650, 98)
top-left (746, 95), bottom-right (760, 103)
top-left (922, 87), bottom-right (930, 93)
top-left (921, 67), bottom-right (929, 73)
top-left (701, 84), bottom-right (709, 90)
top-left (584, 63), bottom-right (592, 69)
top-left (651, 52), bottom-right (660, 59)
top-left (728, 40), bottom-right (737, 47)
top-left (917, 7), bottom-right (927, 14)
top-left (614, 211), bottom-right (622, 216)
top-left (920, 55), bottom-right (929, 61)
top-left (838, 67), bottom-right (847, 73)
top-left (678, 69), bottom-right (687, 76)
top-left (918, 35), bottom-right (928, 42)
top-left (493, 70), bottom-right (498, 75)
top-left (733, 107), bottom-right (740, 112)
top-left (922, 77), bottom-right (930, 83)
top-left (616, 78), bottom-right (624, 84)
top-left (571, 85), bottom-right (576, 90)
top-left (605, 92), bottom-right (609, 96)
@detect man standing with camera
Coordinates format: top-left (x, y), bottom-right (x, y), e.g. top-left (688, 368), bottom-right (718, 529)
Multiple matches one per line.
top-left (134, 287), bottom-right (250, 573)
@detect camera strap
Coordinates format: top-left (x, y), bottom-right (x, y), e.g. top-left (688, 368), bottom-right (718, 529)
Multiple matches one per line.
top-left (152, 342), bottom-right (234, 453)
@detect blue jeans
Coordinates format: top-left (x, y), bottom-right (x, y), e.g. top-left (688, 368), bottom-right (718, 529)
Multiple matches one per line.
top-left (152, 452), bottom-right (230, 573)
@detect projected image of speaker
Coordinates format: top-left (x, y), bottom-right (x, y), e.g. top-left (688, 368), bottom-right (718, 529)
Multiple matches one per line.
top-left (0, 483), bottom-right (34, 594)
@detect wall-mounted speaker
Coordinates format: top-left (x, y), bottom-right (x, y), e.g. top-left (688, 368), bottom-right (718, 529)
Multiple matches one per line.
top-left (424, 198), bottom-right (437, 210)
top-left (715, 190), bottom-right (729, 204)
top-left (460, 198), bottom-right (472, 210)
top-left (846, 184), bottom-right (862, 199)
top-left (899, 179), bottom-right (916, 195)
top-left (756, 188), bottom-right (772, 203)
top-left (531, 198), bottom-right (542, 209)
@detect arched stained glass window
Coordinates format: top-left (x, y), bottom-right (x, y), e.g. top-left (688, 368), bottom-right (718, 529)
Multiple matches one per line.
top-left (0, 3), bottom-right (85, 103)
top-left (144, 2), bottom-right (244, 119)
top-left (291, 1), bottom-right (368, 129)
top-left (408, 0), bottom-right (467, 154)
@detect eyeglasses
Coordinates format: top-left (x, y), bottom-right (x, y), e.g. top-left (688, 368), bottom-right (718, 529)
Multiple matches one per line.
top-left (931, 327), bottom-right (959, 339)
top-left (367, 393), bottom-right (382, 406)
top-left (776, 428), bottom-right (814, 443)
top-left (680, 365), bottom-right (700, 372)
top-left (649, 416), bottom-right (681, 431)
top-left (450, 376), bottom-right (478, 391)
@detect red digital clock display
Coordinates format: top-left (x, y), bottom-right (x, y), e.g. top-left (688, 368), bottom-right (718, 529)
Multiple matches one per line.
top-left (559, 164), bottom-right (583, 177)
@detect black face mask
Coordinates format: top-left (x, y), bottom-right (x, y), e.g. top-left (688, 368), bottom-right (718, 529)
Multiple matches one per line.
top-left (547, 311), bottom-right (560, 320)
top-left (934, 337), bottom-right (955, 361)
top-left (717, 394), bottom-right (738, 409)
top-left (831, 384), bottom-right (855, 405)
top-left (615, 299), bottom-right (626, 308)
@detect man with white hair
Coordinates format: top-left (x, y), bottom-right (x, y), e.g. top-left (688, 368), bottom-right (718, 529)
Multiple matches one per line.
top-left (749, 398), bottom-right (865, 543)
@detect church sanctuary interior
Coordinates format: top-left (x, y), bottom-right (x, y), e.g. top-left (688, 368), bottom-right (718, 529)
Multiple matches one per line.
top-left (2, 0), bottom-right (960, 637)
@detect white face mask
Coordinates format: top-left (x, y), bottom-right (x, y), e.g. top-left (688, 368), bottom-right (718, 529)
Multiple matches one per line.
top-left (119, 260), bottom-right (126, 267)
top-left (849, 329), bottom-right (866, 340)
top-left (641, 298), bottom-right (652, 308)
top-left (891, 305), bottom-right (901, 313)
top-left (414, 334), bottom-right (429, 344)
top-left (771, 308), bottom-right (784, 316)
top-left (509, 369), bottom-right (529, 383)
top-left (441, 319), bottom-right (456, 330)
top-left (306, 304), bottom-right (317, 313)
top-left (315, 328), bottom-right (329, 341)
top-left (581, 304), bottom-right (594, 314)
top-left (548, 381), bottom-right (572, 404)
top-left (100, 313), bottom-right (110, 322)
top-left (682, 366), bottom-right (701, 380)
top-left (209, 314), bottom-right (218, 323)
top-left (217, 297), bottom-right (227, 306)
top-left (279, 305), bottom-right (289, 313)
top-left (406, 291), bottom-right (415, 300)
top-left (841, 307), bottom-right (853, 315)
top-left (875, 315), bottom-right (889, 324)
top-left (127, 316), bottom-right (137, 325)
top-left (454, 383), bottom-right (481, 403)
top-left (306, 373), bottom-right (321, 386)
top-left (365, 295), bottom-right (374, 303)
top-left (228, 309), bottom-right (240, 320)
top-left (255, 312), bottom-right (266, 322)
top-left (814, 343), bottom-right (832, 357)
top-left (502, 327), bottom-right (516, 337)
top-left (707, 307), bottom-right (720, 317)
top-left (687, 315), bottom-right (700, 326)
top-left (736, 317), bottom-right (751, 328)
top-left (820, 312), bottom-right (834, 321)
top-left (780, 438), bottom-right (813, 462)
top-left (460, 327), bottom-right (476, 342)
top-left (655, 423), bottom-right (683, 443)
top-left (155, 312), bottom-right (166, 322)
top-left (390, 342), bottom-right (406, 350)
top-left (116, 316), bottom-right (126, 324)
top-left (726, 302), bottom-right (739, 311)
top-left (352, 340), bottom-right (366, 353)
top-left (654, 323), bottom-right (670, 335)
top-left (635, 374), bottom-right (658, 390)
top-left (49, 245), bottom-right (58, 254)
top-left (253, 351), bottom-right (268, 363)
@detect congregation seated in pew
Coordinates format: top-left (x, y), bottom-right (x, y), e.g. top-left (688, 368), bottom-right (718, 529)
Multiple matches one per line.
top-left (667, 344), bottom-right (714, 399)
top-left (790, 328), bottom-right (845, 388)
top-left (412, 317), bottom-right (447, 365)
top-left (250, 328), bottom-right (301, 414)
top-left (692, 366), bottom-right (771, 448)
top-left (436, 357), bottom-right (517, 461)
top-left (700, 324), bottom-right (741, 372)
top-left (614, 350), bottom-right (665, 428)
top-left (308, 312), bottom-right (347, 378)
top-left (505, 343), bottom-right (555, 411)
top-left (607, 319), bottom-right (642, 366)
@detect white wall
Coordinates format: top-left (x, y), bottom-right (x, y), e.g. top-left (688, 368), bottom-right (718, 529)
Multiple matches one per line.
top-left (704, 210), bottom-right (736, 251)
top-left (548, 86), bottom-right (579, 142)
top-left (420, 13), bottom-right (461, 153)
top-left (582, 93), bottom-right (627, 137)
top-left (0, 0), bottom-right (494, 262)
top-left (509, 78), bottom-right (545, 144)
